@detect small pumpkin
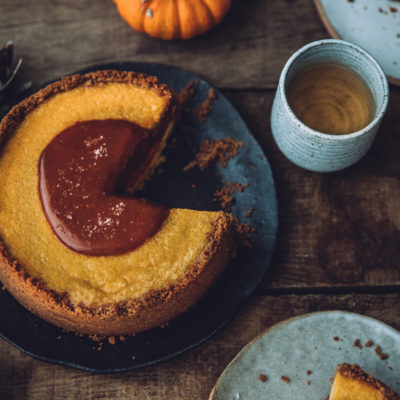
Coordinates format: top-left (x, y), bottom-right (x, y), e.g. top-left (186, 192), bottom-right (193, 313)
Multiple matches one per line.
top-left (113, 0), bottom-right (232, 40)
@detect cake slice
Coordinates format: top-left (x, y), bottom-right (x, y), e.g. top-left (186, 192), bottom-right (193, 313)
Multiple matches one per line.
top-left (0, 71), bottom-right (236, 335)
top-left (329, 363), bottom-right (400, 400)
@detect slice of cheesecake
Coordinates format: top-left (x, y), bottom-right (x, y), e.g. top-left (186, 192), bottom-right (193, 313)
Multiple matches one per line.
top-left (329, 363), bottom-right (400, 400)
top-left (0, 70), bottom-right (235, 335)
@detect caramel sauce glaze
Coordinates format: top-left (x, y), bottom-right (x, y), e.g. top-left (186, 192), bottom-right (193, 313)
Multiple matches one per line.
top-left (39, 119), bottom-right (169, 256)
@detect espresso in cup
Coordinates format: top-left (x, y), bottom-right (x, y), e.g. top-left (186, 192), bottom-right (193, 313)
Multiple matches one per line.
top-left (286, 62), bottom-right (375, 135)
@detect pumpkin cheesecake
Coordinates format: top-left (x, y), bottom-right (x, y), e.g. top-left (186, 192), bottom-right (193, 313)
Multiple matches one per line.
top-left (0, 70), bottom-right (235, 335)
top-left (329, 363), bottom-right (400, 400)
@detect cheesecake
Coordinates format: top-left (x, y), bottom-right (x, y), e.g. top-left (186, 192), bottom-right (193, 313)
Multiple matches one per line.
top-left (0, 70), bottom-right (235, 335)
top-left (329, 363), bottom-right (400, 400)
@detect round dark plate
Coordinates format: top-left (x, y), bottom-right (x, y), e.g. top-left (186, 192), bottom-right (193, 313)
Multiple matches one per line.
top-left (0, 62), bottom-right (278, 373)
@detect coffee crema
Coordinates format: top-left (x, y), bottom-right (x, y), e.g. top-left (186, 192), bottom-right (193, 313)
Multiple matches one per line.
top-left (287, 62), bottom-right (375, 135)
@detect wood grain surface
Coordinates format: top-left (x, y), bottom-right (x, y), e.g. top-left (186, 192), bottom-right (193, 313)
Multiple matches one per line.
top-left (224, 89), bottom-right (400, 290)
top-left (0, 0), bottom-right (326, 90)
top-left (0, 0), bottom-right (399, 399)
top-left (2, 294), bottom-right (400, 400)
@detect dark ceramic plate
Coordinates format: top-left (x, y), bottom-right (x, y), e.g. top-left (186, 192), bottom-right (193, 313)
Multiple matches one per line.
top-left (0, 62), bottom-right (278, 373)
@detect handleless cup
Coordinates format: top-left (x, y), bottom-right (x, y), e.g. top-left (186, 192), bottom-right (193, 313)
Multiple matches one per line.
top-left (270, 39), bottom-right (389, 172)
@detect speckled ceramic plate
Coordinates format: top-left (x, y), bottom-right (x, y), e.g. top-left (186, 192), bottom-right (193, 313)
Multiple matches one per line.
top-left (210, 311), bottom-right (400, 400)
top-left (314, 0), bottom-right (400, 86)
top-left (0, 62), bottom-right (278, 372)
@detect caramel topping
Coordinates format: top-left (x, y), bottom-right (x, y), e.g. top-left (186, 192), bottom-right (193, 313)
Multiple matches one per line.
top-left (39, 119), bottom-right (169, 256)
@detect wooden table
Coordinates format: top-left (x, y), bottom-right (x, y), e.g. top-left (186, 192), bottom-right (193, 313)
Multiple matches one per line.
top-left (1, 1), bottom-right (399, 398)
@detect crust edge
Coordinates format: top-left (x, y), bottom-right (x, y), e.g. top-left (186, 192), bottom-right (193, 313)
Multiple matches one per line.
top-left (0, 69), bottom-right (174, 146)
top-left (0, 212), bottom-right (235, 335)
top-left (335, 363), bottom-right (400, 400)
top-left (0, 70), bottom-right (235, 335)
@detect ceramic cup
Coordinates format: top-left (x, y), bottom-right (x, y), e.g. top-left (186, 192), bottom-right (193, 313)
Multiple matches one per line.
top-left (270, 39), bottom-right (389, 172)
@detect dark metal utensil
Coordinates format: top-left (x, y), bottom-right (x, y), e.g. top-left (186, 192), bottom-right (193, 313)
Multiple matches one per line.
top-left (0, 41), bottom-right (22, 93)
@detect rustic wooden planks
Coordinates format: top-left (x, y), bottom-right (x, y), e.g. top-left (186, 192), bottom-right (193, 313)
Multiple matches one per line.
top-left (1, 0), bottom-right (400, 398)
top-left (224, 89), bottom-right (400, 290)
top-left (0, 0), bottom-right (327, 89)
top-left (1, 293), bottom-right (400, 400)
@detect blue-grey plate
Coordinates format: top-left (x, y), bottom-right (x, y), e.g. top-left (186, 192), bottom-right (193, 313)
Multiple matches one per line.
top-left (0, 62), bottom-right (278, 372)
top-left (314, 0), bottom-right (400, 86)
top-left (210, 311), bottom-right (400, 399)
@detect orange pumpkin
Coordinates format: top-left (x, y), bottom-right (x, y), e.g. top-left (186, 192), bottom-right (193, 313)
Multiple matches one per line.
top-left (113, 0), bottom-right (232, 40)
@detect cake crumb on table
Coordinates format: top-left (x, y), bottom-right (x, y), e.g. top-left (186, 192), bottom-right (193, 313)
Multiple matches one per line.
top-left (258, 374), bottom-right (267, 382)
top-left (195, 88), bottom-right (217, 123)
top-left (108, 336), bottom-right (116, 345)
top-left (307, 380), bottom-right (311, 386)
top-left (375, 345), bottom-right (389, 360)
top-left (213, 182), bottom-right (249, 211)
top-left (88, 334), bottom-right (104, 342)
top-left (245, 206), bottom-right (254, 218)
top-left (333, 336), bottom-right (340, 341)
top-left (234, 218), bottom-right (256, 248)
top-left (365, 339), bottom-right (373, 347)
top-left (177, 80), bottom-right (196, 106)
top-left (281, 376), bottom-right (290, 383)
top-left (183, 137), bottom-right (243, 171)
top-left (306, 370), bottom-right (312, 375)
top-left (353, 339), bottom-right (362, 349)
